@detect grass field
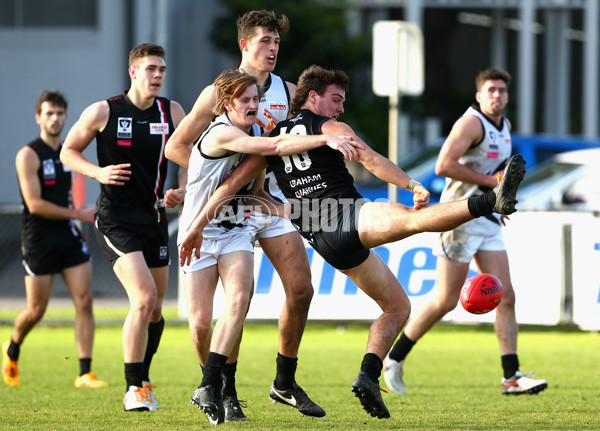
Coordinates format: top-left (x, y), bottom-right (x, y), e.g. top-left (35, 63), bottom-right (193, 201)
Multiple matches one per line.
top-left (0, 320), bottom-right (598, 430)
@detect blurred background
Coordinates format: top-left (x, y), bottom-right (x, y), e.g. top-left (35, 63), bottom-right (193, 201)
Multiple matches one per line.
top-left (1, 0), bottom-right (599, 324)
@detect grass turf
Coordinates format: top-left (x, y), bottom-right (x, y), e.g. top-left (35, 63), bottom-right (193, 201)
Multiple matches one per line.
top-left (0, 321), bottom-right (598, 430)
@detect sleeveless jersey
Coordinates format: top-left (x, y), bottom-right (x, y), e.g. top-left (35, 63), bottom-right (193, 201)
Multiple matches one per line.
top-left (178, 113), bottom-right (260, 243)
top-left (266, 109), bottom-right (361, 233)
top-left (20, 138), bottom-right (76, 243)
top-left (95, 92), bottom-right (174, 224)
top-left (257, 73), bottom-right (291, 204)
top-left (440, 104), bottom-right (512, 233)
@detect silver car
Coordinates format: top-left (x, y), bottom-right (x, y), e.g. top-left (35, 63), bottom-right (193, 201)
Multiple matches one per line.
top-left (517, 148), bottom-right (600, 212)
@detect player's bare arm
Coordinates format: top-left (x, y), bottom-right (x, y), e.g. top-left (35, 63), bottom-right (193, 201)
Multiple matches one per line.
top-left (207, 125), bottom-right (360, 158)
top-left (165, 85), bottom-right (217, 168)
top-left (162, 100), bottom-right (187, 208)
top-left (61, 101), bottom-right (132, 186)
top-left (321, 119), bottom-right (430, 208)
top-left (16, 146), bottom-right (94, 223)
top-left (436, 115), bottom-right (499, 188)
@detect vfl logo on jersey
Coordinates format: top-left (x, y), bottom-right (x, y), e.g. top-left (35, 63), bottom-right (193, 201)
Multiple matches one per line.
top-left (117, 117), bottom-right (133, 138)
top-left (159, 246), bottom-right (168, 260)
top-left (42, 159), bottom-right (56, 185)
top-left (150, 123), bottom-right (169, 135)
top-left (487, 131), bottom-right (499, 158)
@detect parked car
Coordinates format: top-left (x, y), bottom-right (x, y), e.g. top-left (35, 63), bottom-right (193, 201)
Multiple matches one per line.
top-left (356, 141), bottom-right (445, 206)
top-left (516, 148), bottom-right (600, 212)
top-left (356, 136), bottom-right (600, 207)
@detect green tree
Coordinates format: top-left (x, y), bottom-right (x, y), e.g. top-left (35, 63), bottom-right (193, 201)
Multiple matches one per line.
top-left (210, 0), bottom-right (388, 157)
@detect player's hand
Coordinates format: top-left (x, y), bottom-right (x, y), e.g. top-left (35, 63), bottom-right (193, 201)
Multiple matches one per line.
top-left (164, 187), bottom-right (186, 208)
top-left (179, 229), bottom-right (203, 267)
top-left (326, 134), bottom-right (363, 161)
top-left (412, 184), bottom-right (430, 210)
top-left (76, 208), bottom-right (95, 224)
top-left (500, 215), bottom-right (509, 226)
top-left (255, 108), bottom-right (278, 132)
top-left (95, 163), bottom-right (131, 185)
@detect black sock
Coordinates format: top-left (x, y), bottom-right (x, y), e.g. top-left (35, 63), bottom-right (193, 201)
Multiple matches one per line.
top-left (7, 339), bottom-right (20, 361)
top-left (200, 352), bottom-right (228, 391)
top-left (274, 353), bottom-right (298, 390)
top-left (124, 362), bottom-right (144, 391)
top-left (222, 361), bottom-right (238, 398)
top-left (143, 316), bottom-right (164, 382)
top-left (360, 353), bottom-right (383, 383)
top-left (79, 357), bottom-right (91, 376)
top-left (501, 354), bottom-right (520, 379)
top-left (467, 192), bottom-right (496, 218)
top-left (388, 332), bottom-right (416, 362)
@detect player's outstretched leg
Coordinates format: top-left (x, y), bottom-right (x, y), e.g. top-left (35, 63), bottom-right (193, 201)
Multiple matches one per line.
top-left (494, 154), bottom-right (526, 215)
top-left (191, 385), bottom-right (225, 425)
top-left (269, 381), bottom-right (326, 417)
top-left (351, 371), bottom-right (390, 419)
top-left (501, 371), bottom-right (548, 395)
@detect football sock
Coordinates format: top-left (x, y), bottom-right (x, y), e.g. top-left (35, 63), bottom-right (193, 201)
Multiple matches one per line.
top-left (274, 353), bottom-right (298, 390)
top-left (79, 357), bottom-right (91, 376)
top-left (501, 353), bottom-right (520, 379)
top-left (143, 316), bottom-right (164, 381)
top-left (7, 339), bottom-right (20, 361)
top-left (201, 352), bottom-right (228, 390)
top-left (360, 353), bottom-right (383, 383)
top-left (124, 362), bottom-right (144, 391)
top-left (467, 192), bottom-right (496, 218)
top-left (388, 332), bottom-right (416, 362)
top-left (222, 361), bottom-right (238, 398)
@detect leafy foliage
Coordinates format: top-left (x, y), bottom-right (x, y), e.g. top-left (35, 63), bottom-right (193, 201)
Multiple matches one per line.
top-left (210, 0), bottom-right (389, 155)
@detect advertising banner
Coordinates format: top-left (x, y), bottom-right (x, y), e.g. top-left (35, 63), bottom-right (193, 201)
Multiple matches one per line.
top-left (192, 212), bottom-right (576, 326)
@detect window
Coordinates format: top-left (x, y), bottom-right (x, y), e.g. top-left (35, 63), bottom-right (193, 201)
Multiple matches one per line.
top-left (0, 0), bottom-right (97, 28)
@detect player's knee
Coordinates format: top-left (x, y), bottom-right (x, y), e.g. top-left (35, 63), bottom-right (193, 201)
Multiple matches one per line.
top-left (73, 290), bottom-right (93, 313)
top-left (439, 298), bottom-right (459, 315)
top-left (228, 289), bottom-right (252, 313)
top-left (498, 283), bottom-right (515, 308)
top-left (30, 304), bottom-right (47, 322)
top-left (387, 294), bottom-right (411, 324)
top-left (131, 293), bottom-right (157, 318)
top-left (189, 316), bottom-right (212, 343)
top-left (285, 280), bottom-right (314, 308)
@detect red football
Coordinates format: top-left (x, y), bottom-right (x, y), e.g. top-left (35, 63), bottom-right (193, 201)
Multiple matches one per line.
top-left (460, 273), bottom-right (503, 314)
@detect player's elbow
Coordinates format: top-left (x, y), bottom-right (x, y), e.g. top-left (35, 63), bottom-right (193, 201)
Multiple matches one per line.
top-left (435, 160), bottom-right (449, 177)
top-left (59, 148), bottom-right (72, 167)
top-left (164, 142), bottom-right (176, 161)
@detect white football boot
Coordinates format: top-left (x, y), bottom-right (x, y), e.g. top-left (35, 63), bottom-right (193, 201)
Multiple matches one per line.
top-left (501, 371), bottom-right (548, 395)
top-left (123, 385), bottom-right (152, 411)
top-left (383, 356), bottom-right (407, 394)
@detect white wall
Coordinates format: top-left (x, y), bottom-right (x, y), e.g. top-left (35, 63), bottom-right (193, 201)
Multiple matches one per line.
top-left (0, 0), bottom-right (128, 206)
